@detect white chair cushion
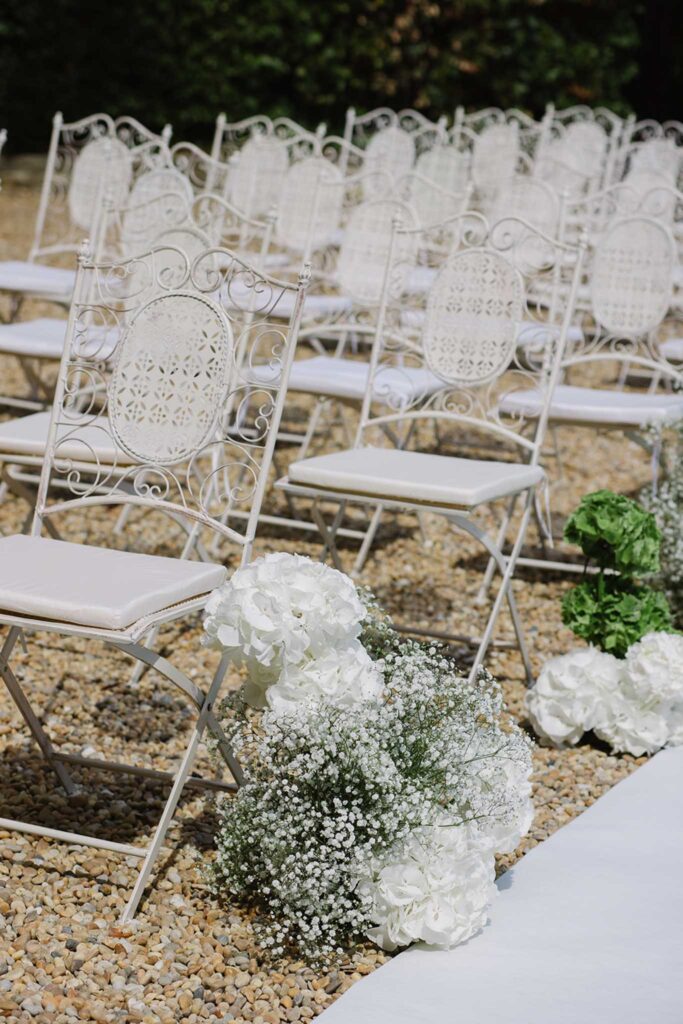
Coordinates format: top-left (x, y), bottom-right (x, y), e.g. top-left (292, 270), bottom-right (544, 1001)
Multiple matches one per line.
top-left (0, 535), bottom-right (227, 631)
top-left (287, 446), bottom-right (544, 507)
top-left (501, 384), bottom-right (683, 426)
top-left (0, 412), bottom-right (129, 464)
top-left (0, 318), bottom-right (67, 359)
top-left (0, 318), bottom-right (119, 361)
top-left (254, 356), bottom-right (443, 403)
top-left (405, 266), bottom-right (437, 294)
top-left (660, 336), bottom-right (683, 362)
top-left (0, 261), bottom-right (75, 300)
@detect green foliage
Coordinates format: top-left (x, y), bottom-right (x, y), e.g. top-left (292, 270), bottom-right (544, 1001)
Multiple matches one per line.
top-left (561, 576), bottom-right (672, 658)
top-left (563, 489), bottom-right (661, 575)
top-left (562, 488), bottom-right (673, 657)
top-left (0, 0), bottom-right (643, 153)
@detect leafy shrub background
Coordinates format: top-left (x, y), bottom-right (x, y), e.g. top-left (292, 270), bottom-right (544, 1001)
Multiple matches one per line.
top-left (0, 0), bottom-right (646, 152)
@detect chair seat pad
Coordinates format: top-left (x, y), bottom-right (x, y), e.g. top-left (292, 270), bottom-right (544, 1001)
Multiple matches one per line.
top-left (0, 261), bottom-right (76, 299)
top-left (255, 356), bottom-right (443, 403)
top-left (287, 447), bottom-right (544, 507)
top-left (0, 318), bottom-right (118, 361)
top-left (660, 337), bottom-right (683, 362)
top-left (501, 384), bottom-right (683, 426)
top-left (0, 412), bottom-right (130, 464)
top-left (0, 535), bottom-right (227, 631)
top-left (0, 318), bottom-right (67, 359)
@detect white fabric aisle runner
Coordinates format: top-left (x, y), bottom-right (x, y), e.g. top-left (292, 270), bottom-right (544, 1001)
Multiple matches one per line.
top-left (321, 748), bottom-right (683, 1024)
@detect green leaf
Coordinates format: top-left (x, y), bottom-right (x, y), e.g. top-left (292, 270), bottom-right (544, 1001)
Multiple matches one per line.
top-left (564, 489), bottom-right (662, 576)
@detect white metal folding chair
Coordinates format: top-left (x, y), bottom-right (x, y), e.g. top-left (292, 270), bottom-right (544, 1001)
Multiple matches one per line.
top-left (210, 113), bottom-right (325, 164)
top-left (0, 112), bottom-right (171, 312)
top-left (277, 213), bottom-right (586, 680)
top-left (0, 239), bottom-right (309, 921)
top-left (0, 113), bottom-right (171, 410)
top-left (497, 215), bottom-right (683, 572)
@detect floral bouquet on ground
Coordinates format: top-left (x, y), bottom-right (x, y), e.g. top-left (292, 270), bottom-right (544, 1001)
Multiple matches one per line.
top-left (528, 490), bottom-right (683, 756)
top-left (203, 553), bottom-right (533, 960)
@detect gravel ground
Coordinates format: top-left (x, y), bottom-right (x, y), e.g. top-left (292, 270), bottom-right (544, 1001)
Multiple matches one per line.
top-left (0, 180), bottom-right (652, 1023)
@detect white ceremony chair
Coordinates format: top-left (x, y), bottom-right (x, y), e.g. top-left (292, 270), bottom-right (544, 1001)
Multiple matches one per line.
top-left (277, 213), bottom-right (586, 681)
top-left (0, 240), bottom-right (309, 921)
top-left (0, 112), bottom-right (171, 312)
top-left (470, 122), bottom-right (521, 205)
top-left (0, 184), bottom-right (276, 517)
top-left (497, 216), bottom-right (683, 568)
top-left (210, 113), bottom-right (325, 164)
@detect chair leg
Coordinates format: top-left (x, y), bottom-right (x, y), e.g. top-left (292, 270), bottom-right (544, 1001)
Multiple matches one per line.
top-left (476, 494), bottom-right (518, 604)
top-left (297, 397), bottom-right (328, 460)
top-left (120, 652), bottom-right (231, 923)
top-left (0, 627), bottom-right (76, 794)
top-left (311, 500), bottom-right (347, 571)
top-left (468, 496), bottom-right (535, 686)
top-left (449, 493), bottom-right (535, 686)
top-left (352, 503), bottom-right (384, 575)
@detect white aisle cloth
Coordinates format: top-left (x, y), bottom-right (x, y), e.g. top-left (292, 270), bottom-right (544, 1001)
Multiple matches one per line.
top-left (321, 748), bottom-right (683, 1024)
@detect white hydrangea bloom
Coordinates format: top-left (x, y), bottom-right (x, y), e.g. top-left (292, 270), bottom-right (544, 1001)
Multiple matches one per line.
top-left (665, 703), bottom-right (683, 746)
top-left (265, 642), bottom-right (384, 715)
top-left (526, 647), bottom-right (623, 746)
top-left (360, 821), bottom-right (495, 951)
top-left (624, 632), bottom-right (683, 703)
top-left (594, 703), bottom-right (669, 757)
top-left (479, 752), bottom-right (535, 855)
top-left (203, 552), bottom-right (367, 686)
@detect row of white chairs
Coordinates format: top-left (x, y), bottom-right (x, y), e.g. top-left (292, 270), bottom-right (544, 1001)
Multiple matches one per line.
top-left (1, 117), bottom-right (683, 920)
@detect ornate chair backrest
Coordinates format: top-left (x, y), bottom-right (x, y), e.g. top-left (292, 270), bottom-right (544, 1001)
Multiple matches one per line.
top-left (170, 141), bottom-right (232, 199)
top-left (535, 136), bottom-right (595, 199)
top-left (616, 172), bottom-right (677, 223)
top-left (31, 112), bottom-right (115, 261)
top-left (560, 216), bottom-right (683, 392)
top-left (33, 243), bottom-right (310, 557)
top-left (119, 168), bottom-right (194, 253)
top-left (31, 112), bottom-right (172, 263)
top-left (362, 126), bottom-right (416, 198)
top-left (114, 116), bottom-right (173, 150)
top-left (210, 114), bottom-right (273, 162)
top-left (414, 144), bottom-right (471, 199)
top-left (336, 199), bottom-right (418, 307)
top-left (397, 171), bottom-right (470, 229)
top-left (471, 122), bottom-right (519, 195)
top-left (229, 134), bottom-right (291, 216)
top-left (488, 176), bottom-right (560, 240)
top-left (67, 136), bottom-right (132, 232)
top-left (629, 139), bottom-right (680, 182)
top-left (210, 113), bottom-right (321, 163)
top-left (563, 121), bottom-right (608, 183)
top-left (274, 155), bottom-right (344, 257)
top-left (590, 216), bottom-right (675, 338)
top-left (356, 213), bottom-right (586, 464)
top-left (191, 193), bottom-right (272, 263)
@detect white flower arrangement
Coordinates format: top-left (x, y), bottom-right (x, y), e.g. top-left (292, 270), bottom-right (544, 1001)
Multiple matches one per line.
top-left (527, 632), bottom-right (683, 757)
top-left (205, 554), bottom-right (533, 960)
top-left (203, 552), bottom-right (374, 712)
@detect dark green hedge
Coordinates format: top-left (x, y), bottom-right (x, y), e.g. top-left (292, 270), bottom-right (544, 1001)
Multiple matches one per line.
top-left (0, 0), bottom-right (643, 153)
